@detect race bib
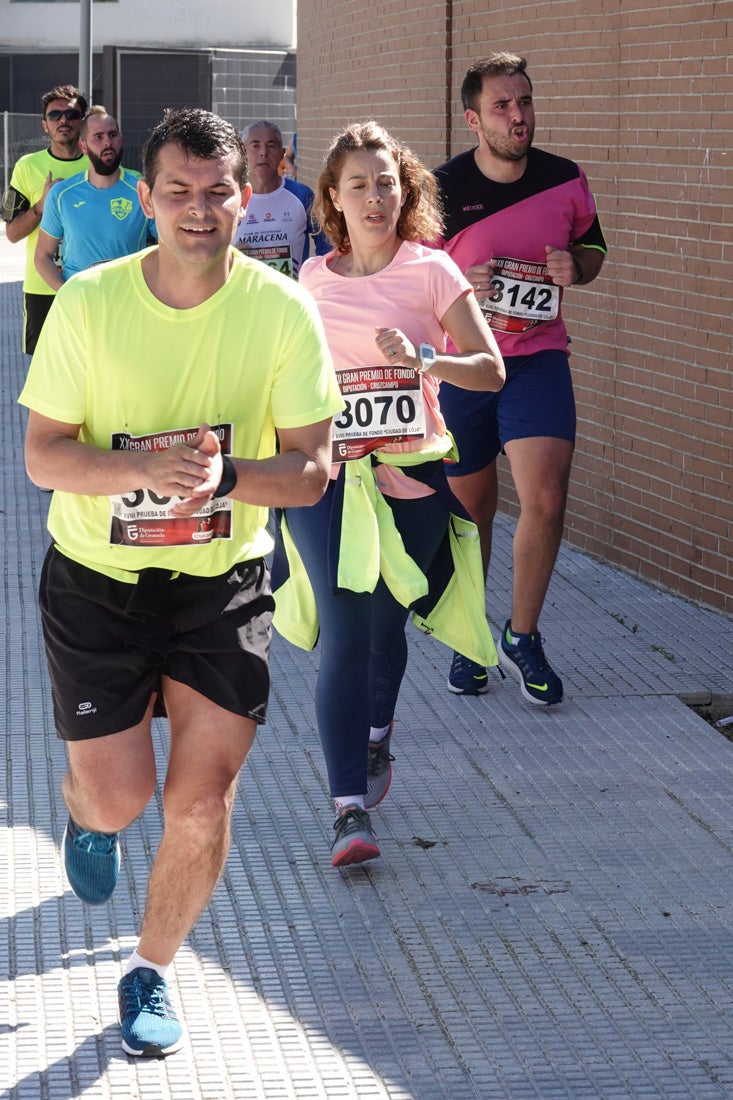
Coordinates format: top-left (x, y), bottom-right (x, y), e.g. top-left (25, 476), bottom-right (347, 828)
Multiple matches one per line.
top-left (108, 423), bottom-right (234, 547)
top-left (332, 365), bottom-right (426, 463)
top-left (237, 241), bottom-right (294, 278)
top-left (477, 256), bottom-right (560, 334)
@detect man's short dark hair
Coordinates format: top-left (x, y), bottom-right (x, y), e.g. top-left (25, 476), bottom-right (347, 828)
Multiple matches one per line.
top-left (142, 108), bottom-right (248, 188)
top-left (42, 85), bottom-right (88, 116)
top-left (461, 53), bottom-right (532, 112)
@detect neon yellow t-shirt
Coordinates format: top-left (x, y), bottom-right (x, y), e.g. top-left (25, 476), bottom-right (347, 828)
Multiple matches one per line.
top-left (8, 147), bottom-right (90, 295)
top-left (19, 247), bottom-right (342, 581)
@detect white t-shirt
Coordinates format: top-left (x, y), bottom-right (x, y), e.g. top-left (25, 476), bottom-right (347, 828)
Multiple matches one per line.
top-left (234, 178), bottom-right (321, 278)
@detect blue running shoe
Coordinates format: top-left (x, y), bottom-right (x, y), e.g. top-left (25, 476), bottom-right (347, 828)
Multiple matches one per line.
top-left (498, 620), bottom-right (563, 706)
top-left (447, 652), bottom-right (489, 695)
top-left (63, 816), bottom-right (120, 905)
top-left (118, 967), bottom-right (184, 1057)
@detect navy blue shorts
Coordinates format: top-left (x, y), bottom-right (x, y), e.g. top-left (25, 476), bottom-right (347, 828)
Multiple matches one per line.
top-left (440, 349), bottom-right (576, 477)
top-left (39, 547), bottom-right (274, 741)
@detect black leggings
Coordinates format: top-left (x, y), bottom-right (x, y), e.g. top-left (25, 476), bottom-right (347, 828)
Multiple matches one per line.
top-left (284, 484), bottom-right (448, 798)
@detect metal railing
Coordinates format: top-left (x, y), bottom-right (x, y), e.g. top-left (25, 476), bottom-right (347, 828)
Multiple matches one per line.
top-left (2, 112), bottom-right (46, 196)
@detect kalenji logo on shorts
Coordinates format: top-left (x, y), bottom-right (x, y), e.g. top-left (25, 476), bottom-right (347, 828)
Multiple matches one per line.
top-left (76, 701), bottom-right (98, 717)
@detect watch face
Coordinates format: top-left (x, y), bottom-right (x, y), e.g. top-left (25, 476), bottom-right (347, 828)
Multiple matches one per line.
top-left (418, 344), bottom-right (436, 373)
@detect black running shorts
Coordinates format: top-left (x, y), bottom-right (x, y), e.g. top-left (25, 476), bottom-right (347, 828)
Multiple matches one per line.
top-left (23, 292), bottom-right (56, 356)
top-left (39, 546), bottom-right (275, 741)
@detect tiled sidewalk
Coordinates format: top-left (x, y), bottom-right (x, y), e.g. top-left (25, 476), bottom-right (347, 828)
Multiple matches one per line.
top-left (2, 230), bottom-right (733, 1099)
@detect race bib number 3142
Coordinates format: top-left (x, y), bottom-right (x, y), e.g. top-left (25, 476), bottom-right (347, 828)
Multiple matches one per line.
top-left (477, 256), bottom-right (559, 334)
top-left (108, 423), bottom-right (234, 547)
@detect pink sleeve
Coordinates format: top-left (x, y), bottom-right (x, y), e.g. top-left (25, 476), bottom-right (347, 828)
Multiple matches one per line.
top-left (430, 250), bottom-right (472, 324)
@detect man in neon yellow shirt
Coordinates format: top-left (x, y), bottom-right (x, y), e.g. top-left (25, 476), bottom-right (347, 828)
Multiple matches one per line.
top-left (19, 108), bottom-right (341, 1058)
top-left (2, 83), bottom-right (89, 353)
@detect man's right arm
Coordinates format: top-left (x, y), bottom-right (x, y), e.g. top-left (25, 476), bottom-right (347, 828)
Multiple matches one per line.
top-left (3, 189), bottom-right (42, 244)
top-left (3, 171), bottom-right (56, 244)
top-left (34, 228), bottom-right (64, 291)
top-left (25, 411), bottom-right (217, 498)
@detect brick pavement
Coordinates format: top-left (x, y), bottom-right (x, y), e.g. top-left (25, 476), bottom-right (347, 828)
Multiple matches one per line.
top-left (2, 225), bottom-right (733, 1099)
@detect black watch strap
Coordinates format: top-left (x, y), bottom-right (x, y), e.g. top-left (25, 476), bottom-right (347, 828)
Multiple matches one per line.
top-left (213, 455), bottom-right (238, 498)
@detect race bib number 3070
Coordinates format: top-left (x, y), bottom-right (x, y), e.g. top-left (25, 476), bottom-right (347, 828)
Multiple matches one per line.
top-left (477, 256), bottom-right (560, 334)
top-left (108, 423), bottom-right (234, 547)
top-left (332, 365), bottom-right (426, 462)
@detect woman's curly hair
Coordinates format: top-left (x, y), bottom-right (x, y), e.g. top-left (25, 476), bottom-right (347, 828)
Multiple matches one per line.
top-left (314, 120), bottom-right (443, 252)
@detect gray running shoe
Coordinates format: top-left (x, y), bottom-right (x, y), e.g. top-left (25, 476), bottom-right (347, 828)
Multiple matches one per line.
top-left (331, 804), bottom-right (380, 867)
top-left (365, 722), bottom-right (394, 809)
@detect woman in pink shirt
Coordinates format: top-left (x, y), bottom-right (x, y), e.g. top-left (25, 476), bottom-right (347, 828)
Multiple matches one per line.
top-left (280, 122), bottom-right (504, 867)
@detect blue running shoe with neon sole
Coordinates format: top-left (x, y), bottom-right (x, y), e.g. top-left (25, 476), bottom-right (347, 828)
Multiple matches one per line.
top-left (447, 652), bottom-right (489, 695)
top-left (498, 620), bottom-right (563, 706)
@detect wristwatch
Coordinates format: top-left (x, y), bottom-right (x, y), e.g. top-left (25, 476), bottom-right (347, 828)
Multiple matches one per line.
top-left (417, 343), bottom-right (436, 375)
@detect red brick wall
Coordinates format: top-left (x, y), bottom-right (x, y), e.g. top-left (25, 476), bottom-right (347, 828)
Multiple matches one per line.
top-left (297, 0), bottom-right (733, 615)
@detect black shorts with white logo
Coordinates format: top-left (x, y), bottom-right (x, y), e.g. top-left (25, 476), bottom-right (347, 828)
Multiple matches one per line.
top-left (39, 546), bottom-right (274, 741)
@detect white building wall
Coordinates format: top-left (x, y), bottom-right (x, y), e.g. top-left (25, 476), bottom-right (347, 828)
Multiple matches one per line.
top-left (2, 0), bottom-right (295, 51)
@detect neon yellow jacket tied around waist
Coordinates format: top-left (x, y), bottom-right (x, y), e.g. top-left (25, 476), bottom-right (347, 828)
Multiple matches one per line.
top-left (271, 446), bottom-right (498, 668)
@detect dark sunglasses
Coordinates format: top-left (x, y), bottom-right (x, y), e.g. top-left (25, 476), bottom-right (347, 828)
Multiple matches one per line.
top-left (45, 108), bottom-right (83, 122)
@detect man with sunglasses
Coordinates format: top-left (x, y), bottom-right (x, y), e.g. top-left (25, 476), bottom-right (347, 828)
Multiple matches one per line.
top-left (2, 84), bottom-right (89, 354)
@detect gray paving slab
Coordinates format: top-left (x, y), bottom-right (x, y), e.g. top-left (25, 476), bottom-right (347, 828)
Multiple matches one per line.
top-left (2, 225), bottom-right (733, 1099)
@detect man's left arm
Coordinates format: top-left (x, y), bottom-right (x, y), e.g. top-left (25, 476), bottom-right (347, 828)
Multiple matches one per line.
top-left (231, 419), bottom-right (333, 506)
top-left (546, 164), bottom-right (607, 288)
top-left (171, 418), bottom-right (333, 518)
top-left (545, 243), bottom-right (605, 288)
top-left (569, 244), bottom-right (605, 285)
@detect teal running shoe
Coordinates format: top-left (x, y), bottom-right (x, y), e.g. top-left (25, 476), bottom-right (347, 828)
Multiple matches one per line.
top-left (118, 967), bottom-right (184, 1057)
top-left (64, 816), bottom-right (120, 905)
